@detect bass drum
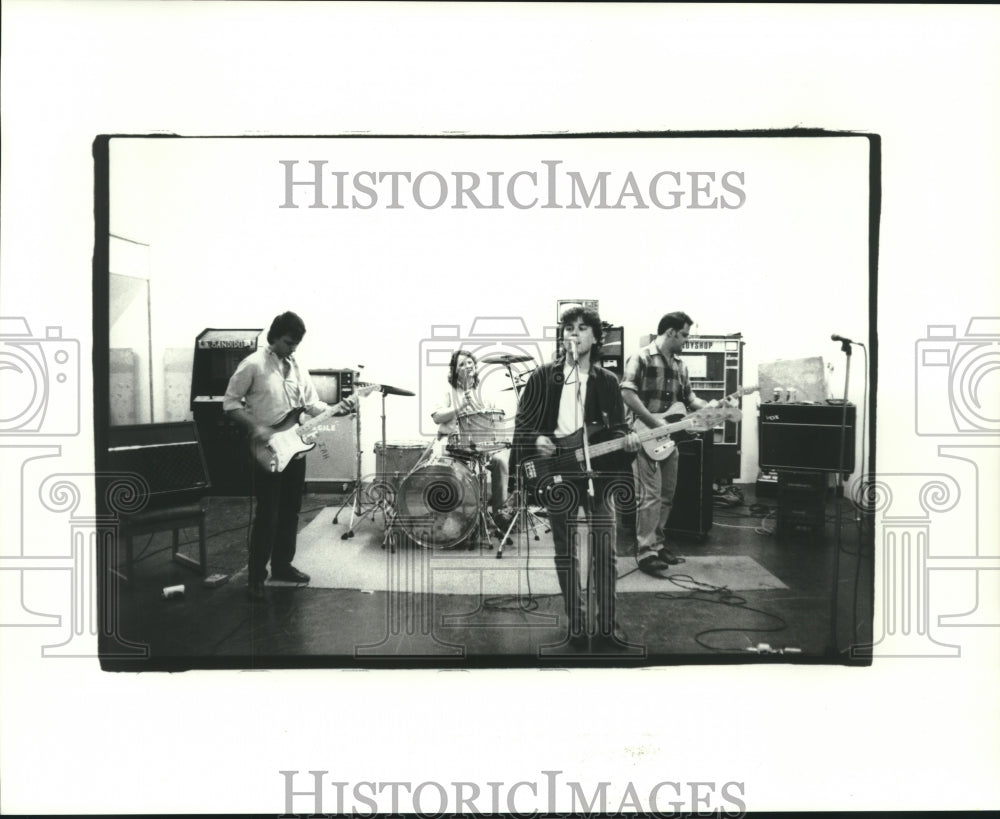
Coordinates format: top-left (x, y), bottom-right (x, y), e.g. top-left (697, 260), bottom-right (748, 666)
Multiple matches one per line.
top-left (396, 455), bottom-right (480, 548)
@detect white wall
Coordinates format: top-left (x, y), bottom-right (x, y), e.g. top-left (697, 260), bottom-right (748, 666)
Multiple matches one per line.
top-left (108, 135), bottom-right (871, 484)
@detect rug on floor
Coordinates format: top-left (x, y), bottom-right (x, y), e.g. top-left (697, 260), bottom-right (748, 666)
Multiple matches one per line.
top-left (286, 507), bottom-right (788, 595)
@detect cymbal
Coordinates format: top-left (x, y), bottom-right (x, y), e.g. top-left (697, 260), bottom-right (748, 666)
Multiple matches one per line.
top-left (373, 383), bottom-right (415, 397)
top-left (480, 353), bottom-right (534, 365)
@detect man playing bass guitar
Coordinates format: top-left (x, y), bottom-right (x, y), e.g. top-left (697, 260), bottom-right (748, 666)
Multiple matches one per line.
top-left (512, 306), bottom-right (640, 653)
top-left (224, 311), bottom-right (353, 601)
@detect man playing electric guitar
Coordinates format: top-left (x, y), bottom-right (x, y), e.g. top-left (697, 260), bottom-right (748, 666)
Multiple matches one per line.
top-left (512, 305), bottom-right (640, 653)
top-left (224, 311), bottom-right (353, 601)
top-left (621, 310), bottom-right (731, 577)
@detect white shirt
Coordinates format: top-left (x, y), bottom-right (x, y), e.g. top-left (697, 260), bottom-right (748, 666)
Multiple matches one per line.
top-left (555, 362), bottom-right (589, 437)
top-left (222, 347), bottom-right (326, 427)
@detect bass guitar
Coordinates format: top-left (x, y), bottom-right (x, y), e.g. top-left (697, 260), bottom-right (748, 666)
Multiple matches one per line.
top-left (522, 405), bottom-right (741, 487)
top-left (253, 384), bottom-right (378, 473)
top-left (642, 384), bottom-right (759, 444)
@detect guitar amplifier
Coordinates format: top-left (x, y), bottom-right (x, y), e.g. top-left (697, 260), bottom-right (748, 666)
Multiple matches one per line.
top-left (304, 421), bottom-right (359, 491)
top-left (758, 402), bottom-right (856, 473)
top-left (105, 422), bottom-right (211, 509)
top-left (190, 328), bottom-right (261, 496)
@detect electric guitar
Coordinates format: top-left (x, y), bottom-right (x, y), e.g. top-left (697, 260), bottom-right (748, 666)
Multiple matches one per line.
top-left (643, 385), bottom-right (759, 443)
top-left (253, 384), bottom-right (378, 473)
top-left (522, 405), bottom-right (741, 487)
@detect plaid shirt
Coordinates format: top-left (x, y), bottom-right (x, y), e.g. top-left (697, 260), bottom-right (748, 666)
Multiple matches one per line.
top-left (620, 342), bottom-right (693, 414)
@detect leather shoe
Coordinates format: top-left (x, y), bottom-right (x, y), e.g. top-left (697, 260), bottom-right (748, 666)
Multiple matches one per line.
top-left (637, 554), bottom-right (672, 577)
top-left (270, 565), bottom-right (311, 584)
top-left (247, 581), bottom-right (266, 601)
top-left (657, 547), bottom-right (681, 565)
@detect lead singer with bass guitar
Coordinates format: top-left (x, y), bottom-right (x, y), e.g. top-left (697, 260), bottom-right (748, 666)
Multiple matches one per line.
top-left (512, 306), bottom-right (640, 653)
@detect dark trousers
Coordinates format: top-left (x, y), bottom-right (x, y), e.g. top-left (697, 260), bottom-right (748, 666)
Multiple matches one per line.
top-left (249, 455), bottom-right (306, 584)
top-left (545, 478), bottom-right (617, 637)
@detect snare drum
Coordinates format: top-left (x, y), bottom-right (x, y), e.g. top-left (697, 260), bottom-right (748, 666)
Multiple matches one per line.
top-left (396, 455), bottom-right (481, 548)
top-left (374, 441), bottom-right (432, 490)
top-left (453, 408), bottom-right (509, 451)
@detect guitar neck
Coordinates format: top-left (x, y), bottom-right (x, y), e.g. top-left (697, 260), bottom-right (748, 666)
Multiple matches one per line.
top-left (561, 403), bottom-right (742, 465)
top-left (567, 417), bottom-right (700, 463)
top-left (724, 385), bottom-right (756, 403)
top-left (295, 389), bottom-right (366, 436)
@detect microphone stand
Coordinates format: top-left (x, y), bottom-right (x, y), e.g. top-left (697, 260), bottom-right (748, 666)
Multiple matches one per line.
top-left (829, 337), bottom-right (854, 657)
top-left (570, 347), bottom-right (598, 639)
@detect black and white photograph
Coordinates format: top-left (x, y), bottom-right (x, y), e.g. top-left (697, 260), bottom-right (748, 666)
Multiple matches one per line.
top-left (1, 2), bottom-right (998, 816)
top-left (97, 132), bottom-right (876, 668)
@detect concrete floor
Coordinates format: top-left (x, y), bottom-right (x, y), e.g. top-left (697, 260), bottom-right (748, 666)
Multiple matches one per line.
top-left (100, 484), bottom-right (875, 670)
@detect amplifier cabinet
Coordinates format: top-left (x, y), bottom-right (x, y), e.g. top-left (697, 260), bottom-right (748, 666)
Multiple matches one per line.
top-left (189, 328), bottom-right (262, 497)
top-left (665, 432), bottom-right (714, 541)
top-left (192, 401), bottom-right (256, 497)
top-left (776, 469), bottom-right (827, 541)
top-left (613, 433), bottom-right (714, 548)
top-left (304, 420), bottom-right (359, 491)
top-left (105, 421), bottom-right (211, 508)
top-left (758, 402), bottom-right (856, 473)
top-left (305, 369), bottom-right (361, 491)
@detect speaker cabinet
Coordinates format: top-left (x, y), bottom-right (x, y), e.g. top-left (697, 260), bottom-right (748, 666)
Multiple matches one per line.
top-left (304, 417), bottom-right (359, 491)
top-left (666, 432), bottom-right (714, 541)
top-left (758, 402), bottom-right (856, 473)
top-left (189, 328), bottom-right (262, 497)
top-left (776, 469), bottom-right (827, 541)
top-left (105, 421), bottom-right (211, 507)
top-left (192, 402), bottom-right (256, 497)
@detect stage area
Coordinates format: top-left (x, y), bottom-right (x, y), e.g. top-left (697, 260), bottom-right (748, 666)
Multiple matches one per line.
top-left (103, 486), bottom-right (872, 668)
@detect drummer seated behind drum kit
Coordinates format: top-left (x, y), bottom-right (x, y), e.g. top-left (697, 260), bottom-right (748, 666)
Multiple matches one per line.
top-left (335, 348), bottom-right (529, 551)
top-left (394, 349), bottom-right (517, 549)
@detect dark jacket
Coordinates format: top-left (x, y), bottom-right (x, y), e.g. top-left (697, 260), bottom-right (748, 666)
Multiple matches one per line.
top-left (509, 359), bottom-right (629, 484)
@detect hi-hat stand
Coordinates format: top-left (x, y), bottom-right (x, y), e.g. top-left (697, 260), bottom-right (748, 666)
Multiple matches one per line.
top-left (481, 353), bottom-right (550, 558)
top-left (332, 381), bottom-right (415, 548)
top-left (495, 465), bottom-right (551, 558)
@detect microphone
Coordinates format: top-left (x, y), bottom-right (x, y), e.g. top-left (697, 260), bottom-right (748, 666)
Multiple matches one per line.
top-left (566, 337), bottom-right (578, 360)
top-left (831, 334), bottom-right (858, 345)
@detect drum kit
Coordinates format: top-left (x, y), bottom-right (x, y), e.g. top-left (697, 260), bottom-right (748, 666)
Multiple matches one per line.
top-left (332, 354), bottom-right (547, 554)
